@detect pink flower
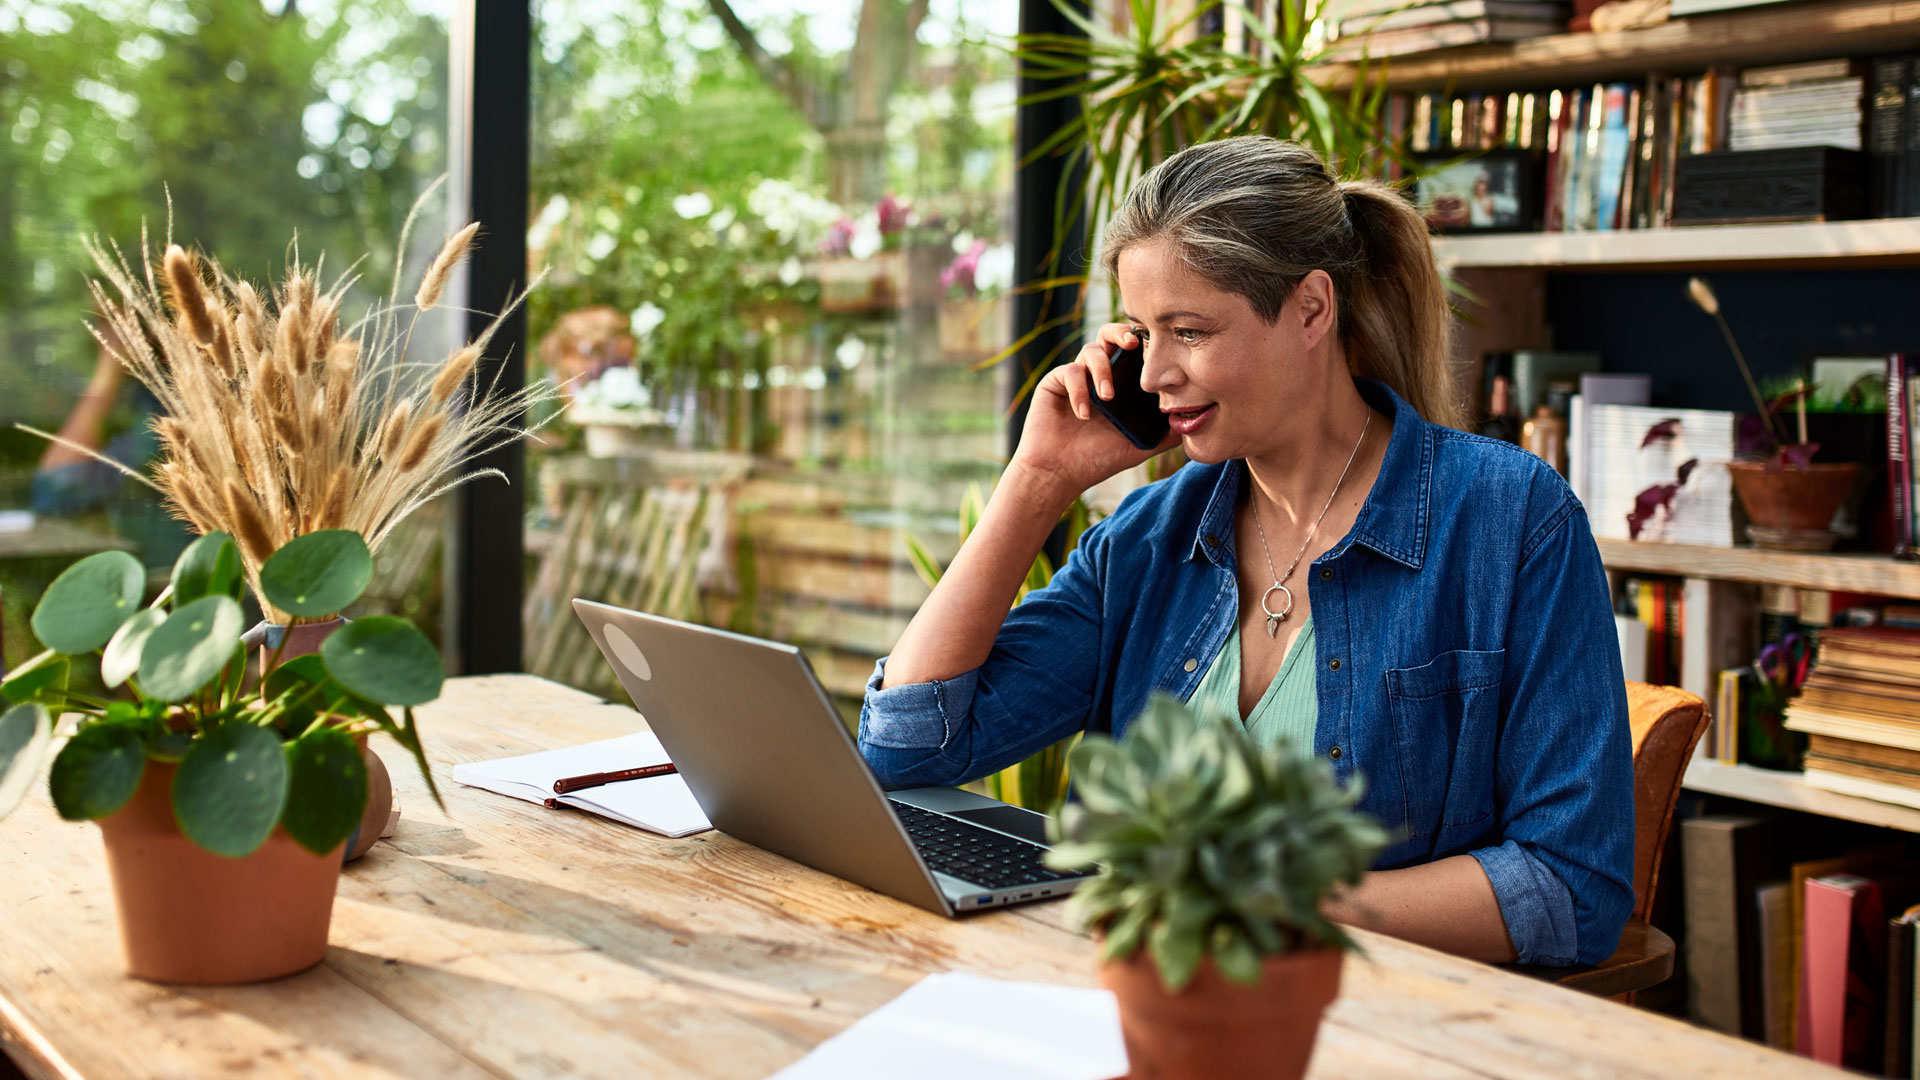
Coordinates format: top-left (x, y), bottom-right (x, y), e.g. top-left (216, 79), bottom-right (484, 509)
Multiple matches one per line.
top-left (941, 239), bottom-right (988, 295)
top-left (821, 218), bottom-right (857, 256)
top-left (877, 195), bottom-right (912, 235)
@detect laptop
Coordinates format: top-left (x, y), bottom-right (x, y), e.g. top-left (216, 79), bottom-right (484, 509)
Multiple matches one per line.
top-left (572, 599), bottom-right (1096, 916)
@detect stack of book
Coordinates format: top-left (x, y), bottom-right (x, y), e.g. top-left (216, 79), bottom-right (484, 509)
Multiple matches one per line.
top-left (1326, 0), bottom-right (1567, 59)
top-left (1727, 59), bottom-right (1865, 152)
top-left (1786, 626), bottom-right (1920, 809)
top-left (1584, 404), bottom-right (1739, 546)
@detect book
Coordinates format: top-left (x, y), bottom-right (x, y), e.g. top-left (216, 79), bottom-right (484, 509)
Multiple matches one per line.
top-left (1889, 906), bottom-right (1920, 1078)
top-left (1873, 58), bottom-right (1912, 217)
top-left (1893, 354), bottom-right (1912, 558)
top-left (1786, 707), bottom-right (1920, 754)
top-left (1802, 768), bottom-right (1920, 810)
top-left (1683, 816), bottom-right (1774, 1037)
top-left (1337, 0), bottom-right (1568, 34)
top-left (450, 732), bottom-right (713, 838)
top-left (1759, 881), bottom-right (1796, 1049)
top-left (1323, 16), bottom-right (1564, 58)
top-left (1804, 874), bottom-right (1883, 1067)
top-left (1741, 58), bottom-right (1859, 87)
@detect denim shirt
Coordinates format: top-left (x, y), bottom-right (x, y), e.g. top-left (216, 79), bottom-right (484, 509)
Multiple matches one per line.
top-left (859, 378), bottom-right (1634, 967)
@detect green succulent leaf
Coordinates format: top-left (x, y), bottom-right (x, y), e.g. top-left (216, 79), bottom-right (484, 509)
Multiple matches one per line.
top-left (49, 721), bottom-right (145, 820)
top-left (1, 649), bottom-right (69, 705)
top-left (170, 531), bottom-right (243, 606)
top-left (138, 595), bottom-right (246, 702)
top-left (31, 549), bottom-right (144, 654)
top-left (260, 529), bottom-right (373, 618)
top-left (321, 616), bottom-right (443, 706)
top-left (172, 722), bottom-right (289, 857)
top-left (100, 608), bottom-right (166, 689)
top-left (281, 726), bottom-right (369, 855)
top-left (0, 703), bottom-right (52, 820)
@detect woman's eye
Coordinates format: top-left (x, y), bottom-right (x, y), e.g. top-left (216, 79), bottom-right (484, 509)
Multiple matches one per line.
top-left (1175, 328), bottom-right (1200, 343)
top-left (1130, 327), bottom-right (1149, 344)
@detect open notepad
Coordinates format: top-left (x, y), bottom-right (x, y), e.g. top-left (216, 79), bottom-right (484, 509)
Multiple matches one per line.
top-left (451, 733), bottom-right (713, 838)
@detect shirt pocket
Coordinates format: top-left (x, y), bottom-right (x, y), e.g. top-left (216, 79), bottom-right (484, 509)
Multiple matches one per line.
top-left (1385, 648), bottom-right (1505, 840)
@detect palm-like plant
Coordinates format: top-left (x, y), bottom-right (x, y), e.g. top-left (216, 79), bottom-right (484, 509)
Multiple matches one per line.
top-left (1001, 0), bottom-right (1404, 388)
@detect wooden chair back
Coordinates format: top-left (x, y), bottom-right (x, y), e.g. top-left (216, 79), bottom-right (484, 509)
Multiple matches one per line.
top-left (1625, 681), bottom-right (1711, 921)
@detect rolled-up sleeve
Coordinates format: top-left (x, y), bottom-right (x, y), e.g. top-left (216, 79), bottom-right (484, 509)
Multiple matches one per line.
top-left (1472, 499), bottom-right (1635, 967)
top-left (857, 508), bottom-right (1117, 789)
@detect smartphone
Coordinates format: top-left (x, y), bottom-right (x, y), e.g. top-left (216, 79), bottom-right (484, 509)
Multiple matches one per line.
top-left (1087, 345), bottom-right (1169, 451)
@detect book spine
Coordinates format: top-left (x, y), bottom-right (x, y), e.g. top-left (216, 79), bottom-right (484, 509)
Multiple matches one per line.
top-left (1544, 89), bottom-right (1566, 231)
top-left (1890, 353), bottom-right (1911, 557)
top-left (1906, 58), bottom-right (1920, 218)
top-left (1887, 917), bottom-right (1916, 1078)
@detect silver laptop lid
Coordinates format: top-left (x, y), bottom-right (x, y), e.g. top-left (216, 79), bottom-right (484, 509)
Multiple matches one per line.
top-left (571, 599), bottom-right (951, 914)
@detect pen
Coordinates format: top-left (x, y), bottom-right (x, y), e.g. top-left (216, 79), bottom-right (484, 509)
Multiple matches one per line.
top-left (551, 762), bottom-right (678, 795)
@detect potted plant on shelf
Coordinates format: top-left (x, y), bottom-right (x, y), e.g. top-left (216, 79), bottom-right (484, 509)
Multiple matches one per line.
top-left (1685, 275), bottom-right (1862, 551)
top-left (1045, 694), bottom-right (1386, 1080)
top-left (0, 527), bottom-right (442, 985)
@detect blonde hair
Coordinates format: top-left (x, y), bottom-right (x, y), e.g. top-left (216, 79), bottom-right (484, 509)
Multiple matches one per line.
top-left (1099, 135), bottom-right (1462, 429)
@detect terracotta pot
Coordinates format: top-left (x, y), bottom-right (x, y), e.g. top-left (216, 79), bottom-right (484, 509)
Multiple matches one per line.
top-left (242, 616), bottom-right (344, 666)
top-left (96, 761), bottom-right (342, 985)
top-left (1100, 945), bottom-right (1344, 1080)
top-left (1727, 461), bottom-right (1862, 550)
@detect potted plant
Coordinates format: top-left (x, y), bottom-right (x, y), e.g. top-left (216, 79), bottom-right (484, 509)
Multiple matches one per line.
top-left (0, 527), bottom-right (443, 985)
top-left (1045, 694), bottom-right (1386, 1080)
top-left (571, 364), bottom-right (670, 457)
top-left (1685, 276), bottom-right (1861, 550)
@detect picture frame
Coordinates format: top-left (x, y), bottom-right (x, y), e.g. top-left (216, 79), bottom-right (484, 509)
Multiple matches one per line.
top-left (1413, 149), bottom-right (1537, 233)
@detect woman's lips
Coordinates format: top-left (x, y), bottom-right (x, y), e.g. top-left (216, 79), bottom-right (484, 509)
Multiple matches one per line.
top-left (1164, 403), bottom-right (1216, 436)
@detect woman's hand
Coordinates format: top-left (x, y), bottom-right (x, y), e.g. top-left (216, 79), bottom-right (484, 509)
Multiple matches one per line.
top-left (1008, 322), bottom-right (1175, 501)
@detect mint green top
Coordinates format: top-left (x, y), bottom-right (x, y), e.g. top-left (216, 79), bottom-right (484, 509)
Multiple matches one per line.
top-left (1188, 617), bottom-right (1319, 749)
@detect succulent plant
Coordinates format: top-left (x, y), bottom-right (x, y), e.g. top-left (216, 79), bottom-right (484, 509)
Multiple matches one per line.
top-left (1045, 692), bottom-right (1387, 992)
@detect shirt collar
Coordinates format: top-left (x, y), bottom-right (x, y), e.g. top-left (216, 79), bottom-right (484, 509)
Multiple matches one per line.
top-left (1187, 378), bottom-right (1432, 571)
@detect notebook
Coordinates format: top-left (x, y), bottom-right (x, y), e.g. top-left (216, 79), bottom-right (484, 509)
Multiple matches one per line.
top-left (451, 733), bottom-right (713, 838)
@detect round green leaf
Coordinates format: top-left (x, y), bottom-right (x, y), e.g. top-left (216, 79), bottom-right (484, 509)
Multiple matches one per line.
top-left (171, 531), bottom-right (243, 606)
top-left (321, 616), bottom-right (443, 706)
top-left (260, 530), bottom-right (373, 618)
top-left (172, 723), bottom-right (289, 857)
top-left (281, 726), bottom-right (368, 855)
top-left (101, 608), bottom-right (166, 689)
top-left (49, 722), bottom-right (145, 821)
top-left (0, 703), bottom-right (52, 820)
top-left (138, 596), bottom-right (245, 702)
top-left (30, 550), bottom-right (144, 654)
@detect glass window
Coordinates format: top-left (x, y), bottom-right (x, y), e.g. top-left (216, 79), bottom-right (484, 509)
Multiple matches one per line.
top-left (0, 1), bottom-right (452, 666)
top-left (525, 0), bottom-right (1020, 720)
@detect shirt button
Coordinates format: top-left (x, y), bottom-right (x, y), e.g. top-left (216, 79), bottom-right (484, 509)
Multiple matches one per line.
top-left (1328, 658), bottom-right (1342, 671)
top-left (1320, 568), bottom-right (1333, 581)
top-left (1329, 746), bottom-right (1343, 760)
top-left (1184, 658), bottom-right (1198, 673)
top-left (1205, 533), bottom-right (1219, 547)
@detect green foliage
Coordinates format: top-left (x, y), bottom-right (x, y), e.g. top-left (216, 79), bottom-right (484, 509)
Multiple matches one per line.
top-left (30, 551), bottom-right (145, 655)
top-left (5, 529), bottom-right (446, 858)
top-left (260, 530), bottom-right (374, 618)
top-left (1047, 693), bottom-right (1387, 992)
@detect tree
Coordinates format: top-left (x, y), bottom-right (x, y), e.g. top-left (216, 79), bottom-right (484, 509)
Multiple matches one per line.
top-left (704, 0), bottom-right (929, 206)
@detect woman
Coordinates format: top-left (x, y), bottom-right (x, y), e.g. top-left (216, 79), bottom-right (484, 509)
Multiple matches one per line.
top-left (859, 136), bottom-right (1632, 968)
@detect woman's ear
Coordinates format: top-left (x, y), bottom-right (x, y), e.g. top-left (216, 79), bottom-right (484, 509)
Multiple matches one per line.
top-left (1292, 269), bottom-right (1338, 351)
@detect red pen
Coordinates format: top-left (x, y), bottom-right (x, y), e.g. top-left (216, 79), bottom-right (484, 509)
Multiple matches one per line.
top-left (551, 762), bottom-right (678, 795)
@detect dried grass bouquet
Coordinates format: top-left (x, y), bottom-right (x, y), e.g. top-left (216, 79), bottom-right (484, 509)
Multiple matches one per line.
top-left (52, 193), bottom-right (556, 624)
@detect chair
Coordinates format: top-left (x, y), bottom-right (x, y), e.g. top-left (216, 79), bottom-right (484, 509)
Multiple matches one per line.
top-left (1512, 681), bottom-right (1710, 999)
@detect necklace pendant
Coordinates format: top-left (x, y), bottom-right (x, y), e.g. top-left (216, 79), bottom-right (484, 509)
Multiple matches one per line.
top-left (1265, 614), bottom-right (1280, 639)
top-left (1260, 582), bottom-right (1293, 635)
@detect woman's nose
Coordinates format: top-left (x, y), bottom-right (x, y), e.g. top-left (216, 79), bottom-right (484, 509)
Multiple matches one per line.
top-left (1139, 344), bottom-right (1179, 393)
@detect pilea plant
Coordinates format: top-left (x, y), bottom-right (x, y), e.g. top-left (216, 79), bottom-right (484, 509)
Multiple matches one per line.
top-left (0, 528), bottom-right (442, 856)
top-left (1045, 693), bottom-right (1387, 992)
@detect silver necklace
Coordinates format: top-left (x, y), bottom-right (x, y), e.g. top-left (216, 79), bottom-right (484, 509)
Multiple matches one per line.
top-left (1251, 411), bottom-right (1371, 639)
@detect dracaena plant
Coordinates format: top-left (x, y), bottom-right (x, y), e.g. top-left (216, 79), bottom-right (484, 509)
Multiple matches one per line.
top-left (0, 528), bottom-right (443, 857)
top-left (1045, 693), bottom-right (1386, 992)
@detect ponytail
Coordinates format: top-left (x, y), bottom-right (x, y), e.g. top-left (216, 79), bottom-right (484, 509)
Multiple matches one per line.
top-left (1337, 181), bottom-right (1461, 430)
top-left (1100, 136), bottom-right (1464, 430)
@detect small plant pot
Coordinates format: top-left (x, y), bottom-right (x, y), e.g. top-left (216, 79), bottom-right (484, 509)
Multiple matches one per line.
top-left (1100, 945), bottom-right (1344, 1080)
top-left (1727, 461), bottom-right (1862, 551)
top-left (242, 616), bottom-right (344, 667)
top-left (96, 761), bottom-right (343, 985)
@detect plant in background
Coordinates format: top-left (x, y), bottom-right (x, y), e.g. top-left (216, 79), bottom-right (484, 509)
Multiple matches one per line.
top-left (46, 195), bottom-right (558, 626)
top-left (0, 528), bottom-right (442, 842)
top-left (572, 365), bottom-right (667, 429)
top-left (1685, 275), bottom-right (1819, 469)
top-left (1045, 693), bottom-right (1386, 991)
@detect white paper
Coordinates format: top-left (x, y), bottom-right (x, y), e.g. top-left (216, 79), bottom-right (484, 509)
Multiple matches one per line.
top-left (451, 733), bottom-right (711, 837)
top-left (769, 971), bottom-right (1126, 1080)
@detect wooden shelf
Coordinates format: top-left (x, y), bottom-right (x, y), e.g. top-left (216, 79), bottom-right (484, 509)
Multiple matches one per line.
top-left (1431, 219), bottom-right (1920, 271)
top-left (1684, 758), bottom-right (1920, 831)
top-left (1596, 539), bottom-right (1920, 597)
top-left (1317, 0), bottom-right (1920, 91)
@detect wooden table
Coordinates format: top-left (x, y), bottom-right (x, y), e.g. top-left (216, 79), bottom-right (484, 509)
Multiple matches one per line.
top-left (0, 675), bottom-right (1840, 1079)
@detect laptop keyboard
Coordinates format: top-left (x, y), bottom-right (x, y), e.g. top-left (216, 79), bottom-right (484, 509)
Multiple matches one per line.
top-left (890, 801), bottom-right (1084, 892)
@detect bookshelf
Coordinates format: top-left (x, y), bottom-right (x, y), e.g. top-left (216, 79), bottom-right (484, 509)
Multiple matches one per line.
top-left (1595, 540), bottom-right (1920, 598)
top-left (1316, 0), bottom-right (1920, 91)
top-left (1432, 220), bottom-right (1920, 272)
top-left (1684, 758), bottom-right (1920, 831)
